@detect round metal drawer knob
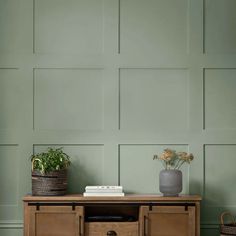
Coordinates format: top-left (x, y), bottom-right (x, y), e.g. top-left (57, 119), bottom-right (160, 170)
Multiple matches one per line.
top-left (107, 230), bottom-right (117, 236)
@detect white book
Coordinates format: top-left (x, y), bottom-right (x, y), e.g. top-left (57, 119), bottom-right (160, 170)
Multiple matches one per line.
top-left (85, 186), bottom-right (123, 191)
top-left (85, 189), bottom-right (123, 193)
top-left (83, 192), bottom-right (125, 197)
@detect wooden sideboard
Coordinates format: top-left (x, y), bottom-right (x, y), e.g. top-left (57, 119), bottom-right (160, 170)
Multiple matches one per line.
top-left (23, 194), bottom-right (201, 236)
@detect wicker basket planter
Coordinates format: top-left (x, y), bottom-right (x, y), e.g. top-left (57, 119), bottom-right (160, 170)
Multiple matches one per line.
top-left (32, 169), bottom-right (68, 196)
top-left (31, 147), bottom-right (71, 196)
top-left (220, 212), bottom-right (236, 236)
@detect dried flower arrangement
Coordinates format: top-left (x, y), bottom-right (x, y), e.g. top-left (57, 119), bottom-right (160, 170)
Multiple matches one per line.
top-left (153, 148), bottom-right (194, 170)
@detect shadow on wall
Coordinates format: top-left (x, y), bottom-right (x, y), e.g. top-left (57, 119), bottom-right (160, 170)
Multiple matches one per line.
top-left (190, 180), bottom-right (232, 236)
top-left (204, 183), bottom-right (233, 224)
top-left (67, 158), bottom-right (98, 194)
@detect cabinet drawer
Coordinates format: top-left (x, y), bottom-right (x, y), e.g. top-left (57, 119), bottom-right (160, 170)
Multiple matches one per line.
top-left (85, 222), bottom-right (139, 236)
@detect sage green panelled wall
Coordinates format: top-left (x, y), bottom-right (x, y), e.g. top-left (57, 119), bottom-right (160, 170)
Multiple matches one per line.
top-left (0, 0), bottom-right (236, 235)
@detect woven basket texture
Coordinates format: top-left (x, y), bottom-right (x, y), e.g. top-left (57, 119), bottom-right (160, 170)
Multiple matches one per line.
top-left (220, 212), bottom-right (236, 236)
top-left (220, 224), bottom-right (236, 236)
top-left (32, 169), bottom-right (68, 196)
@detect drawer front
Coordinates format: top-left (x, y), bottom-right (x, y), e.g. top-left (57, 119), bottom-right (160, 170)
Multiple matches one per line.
top-left (85, 222), bottom-right (139, 236)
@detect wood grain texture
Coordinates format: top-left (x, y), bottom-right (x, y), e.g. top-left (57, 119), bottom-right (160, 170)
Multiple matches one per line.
top-left (23, 194), bottom-right (202, 202)
top-left (85, 222), bottom-right (138, 236)
top-left (140, 206), bottom-right (195, 236)
top-left (26, 205), bottom-right (83, 236)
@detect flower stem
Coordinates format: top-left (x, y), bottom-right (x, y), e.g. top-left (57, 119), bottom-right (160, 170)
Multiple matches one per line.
top-left (174, 159), bottom-right (181, 169)
top-left (176, 160), bottom-right (185, 170)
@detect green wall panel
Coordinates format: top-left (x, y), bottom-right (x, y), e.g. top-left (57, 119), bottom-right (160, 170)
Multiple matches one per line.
top-left (0, 0), bottom-right (32, 53)
top-left (203, 145), bottom-right (236, 224)
top-left (34, 0), bottom-right (104, 54)
top-left (204, 69), bottom-right (236, 129)
top-left (120, 0), bottom-right (188, 54)
top-left (0, 0), bottom-right (20, 53)
top-left (0, 145), bottom-right (19, 206)
top-left (119, 69), bottom-right (189, 131)
top-left (34, 69), bottom-right (104, 130)
top-left (204, 0), bottom-right (236, 53)
top-left (0, 145), bottom-right (19, 221)
top-left (0, 0), bottom-right (236, 234)
top-left (205, 145), bottom-right (236, 206)
top-left (0, 69), bottom-right (21, 130)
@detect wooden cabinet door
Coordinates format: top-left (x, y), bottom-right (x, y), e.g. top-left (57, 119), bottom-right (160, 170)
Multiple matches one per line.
top-left (27, 205), bottom-right (84, 236)
top-left (139, 205), bottom-right (195, 236)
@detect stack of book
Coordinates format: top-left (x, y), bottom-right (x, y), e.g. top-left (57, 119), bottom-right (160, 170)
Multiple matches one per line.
top-left (83, 186), bottom-right (125, 197)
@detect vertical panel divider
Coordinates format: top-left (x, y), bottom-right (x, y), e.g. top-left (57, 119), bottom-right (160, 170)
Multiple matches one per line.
top-left (118, 0), bottom-right (121, 54)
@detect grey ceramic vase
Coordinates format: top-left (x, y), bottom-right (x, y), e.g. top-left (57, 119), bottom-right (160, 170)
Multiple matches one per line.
top-left (159, 169), bottom-right (182, 197)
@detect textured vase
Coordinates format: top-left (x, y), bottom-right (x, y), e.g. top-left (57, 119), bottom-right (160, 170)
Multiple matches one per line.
top-left (159, 169), bottom-right (182, 197)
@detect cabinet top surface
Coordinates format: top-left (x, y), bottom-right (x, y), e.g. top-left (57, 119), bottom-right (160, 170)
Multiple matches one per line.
top-left (23, 194), bottom-right (201, 202)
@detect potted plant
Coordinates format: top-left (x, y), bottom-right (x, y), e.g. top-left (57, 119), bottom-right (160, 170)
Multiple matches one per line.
top-left (153, 149), bottom-right (194, 196)
top-left (31, 147), bottom-right (71, 196)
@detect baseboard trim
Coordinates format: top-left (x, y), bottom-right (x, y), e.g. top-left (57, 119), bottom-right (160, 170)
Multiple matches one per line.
top-left (0, 221), bottom-right (23, 229)
top-left (201, 224), bottom-right (219, 229)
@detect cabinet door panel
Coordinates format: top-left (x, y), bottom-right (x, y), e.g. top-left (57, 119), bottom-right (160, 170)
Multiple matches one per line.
top-left (29, 206), bottom-right (83, 236)
top-left (140, 206), bottom-right (195, 236)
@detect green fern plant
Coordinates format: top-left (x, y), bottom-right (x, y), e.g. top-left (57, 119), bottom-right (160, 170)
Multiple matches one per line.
top-left (31, 147), bottom-right (71, 174)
